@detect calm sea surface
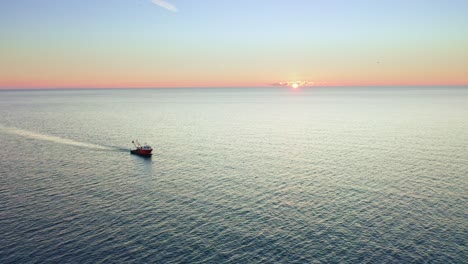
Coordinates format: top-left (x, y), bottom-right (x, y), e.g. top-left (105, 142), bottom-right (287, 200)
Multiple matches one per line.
top-left (0, 87), bottom-right (467, 263)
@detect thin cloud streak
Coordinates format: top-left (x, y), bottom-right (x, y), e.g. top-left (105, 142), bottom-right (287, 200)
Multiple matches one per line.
top-left (151, 0), bottom-right (178, 12)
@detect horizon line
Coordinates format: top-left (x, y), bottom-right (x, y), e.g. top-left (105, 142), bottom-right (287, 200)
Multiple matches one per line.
top-left (1, 84), bottom-right (468, 91)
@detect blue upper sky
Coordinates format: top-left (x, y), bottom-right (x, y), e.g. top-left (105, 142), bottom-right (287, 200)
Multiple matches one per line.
top-left (1, 0), bottom-right (467, 88)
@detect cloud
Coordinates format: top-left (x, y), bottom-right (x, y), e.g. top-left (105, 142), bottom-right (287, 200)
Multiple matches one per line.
top-left (270, 81), bottom-right (315, 87)
top-left (151, 0), bottom-right (178, 12)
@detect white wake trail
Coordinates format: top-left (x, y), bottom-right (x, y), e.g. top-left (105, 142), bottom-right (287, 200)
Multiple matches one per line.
top-left (0, 126), bottom-right (112, 150)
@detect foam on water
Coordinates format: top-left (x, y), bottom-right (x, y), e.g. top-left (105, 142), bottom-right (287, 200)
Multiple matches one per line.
top-left (0, 126), bottom-right (113, 151)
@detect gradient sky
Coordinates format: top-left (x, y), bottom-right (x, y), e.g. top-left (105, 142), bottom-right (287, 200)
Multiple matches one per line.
top-left (1, 0), bottom-right (467, 88)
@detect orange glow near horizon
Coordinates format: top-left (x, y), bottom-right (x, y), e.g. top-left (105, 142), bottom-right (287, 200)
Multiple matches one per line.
top-left (1, 61), bottom-right (468, 89)
top-left (2, 60), bottom-right (467, 89)
top-left (1, 78), bottom-right (468, 89)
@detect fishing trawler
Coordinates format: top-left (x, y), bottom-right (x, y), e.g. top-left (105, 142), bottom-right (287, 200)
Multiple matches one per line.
top-left (131, 140), bottom-right (153, 156)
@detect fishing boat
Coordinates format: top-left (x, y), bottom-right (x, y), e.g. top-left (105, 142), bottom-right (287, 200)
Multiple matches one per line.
top-left (131, 140), bottom-right (153, 156)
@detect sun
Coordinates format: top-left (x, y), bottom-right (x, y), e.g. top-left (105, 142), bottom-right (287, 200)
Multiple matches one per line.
top-left (291, 83), bottom-right (299, 89)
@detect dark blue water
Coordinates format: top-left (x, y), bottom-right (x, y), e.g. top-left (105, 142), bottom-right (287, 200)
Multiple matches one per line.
top-left (0, 87), bottom-right (467, 263)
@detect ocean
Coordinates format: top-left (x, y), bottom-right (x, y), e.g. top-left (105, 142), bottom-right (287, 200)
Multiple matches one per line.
top-left (0, 87), bottom-right (467, 263)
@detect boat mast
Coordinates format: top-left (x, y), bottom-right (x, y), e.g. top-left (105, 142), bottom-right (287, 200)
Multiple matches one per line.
top-left (132, 140), bottom-right (142, 149)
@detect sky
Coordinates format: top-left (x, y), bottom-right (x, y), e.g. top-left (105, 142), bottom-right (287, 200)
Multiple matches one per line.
top-left (0, 0), bottom-right (467, 89)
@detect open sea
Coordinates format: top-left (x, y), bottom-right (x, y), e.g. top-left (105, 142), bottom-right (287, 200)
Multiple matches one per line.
top-left (0, 87), bottom-right (467, 263)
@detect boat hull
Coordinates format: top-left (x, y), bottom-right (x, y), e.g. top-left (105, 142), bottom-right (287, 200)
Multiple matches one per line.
top-left (130, 149), bottom-right (152, 156)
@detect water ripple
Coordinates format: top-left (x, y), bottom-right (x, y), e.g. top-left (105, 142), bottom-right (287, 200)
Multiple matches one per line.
top-left (1, 87), bottom-right (467, 263)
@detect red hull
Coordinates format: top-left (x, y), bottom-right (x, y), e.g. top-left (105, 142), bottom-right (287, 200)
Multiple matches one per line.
top-left (130, 149), bottom-right (152, 156)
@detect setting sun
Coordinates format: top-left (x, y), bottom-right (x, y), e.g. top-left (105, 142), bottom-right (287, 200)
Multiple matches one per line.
top-left (291, 83), bottom-right (299, 89)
